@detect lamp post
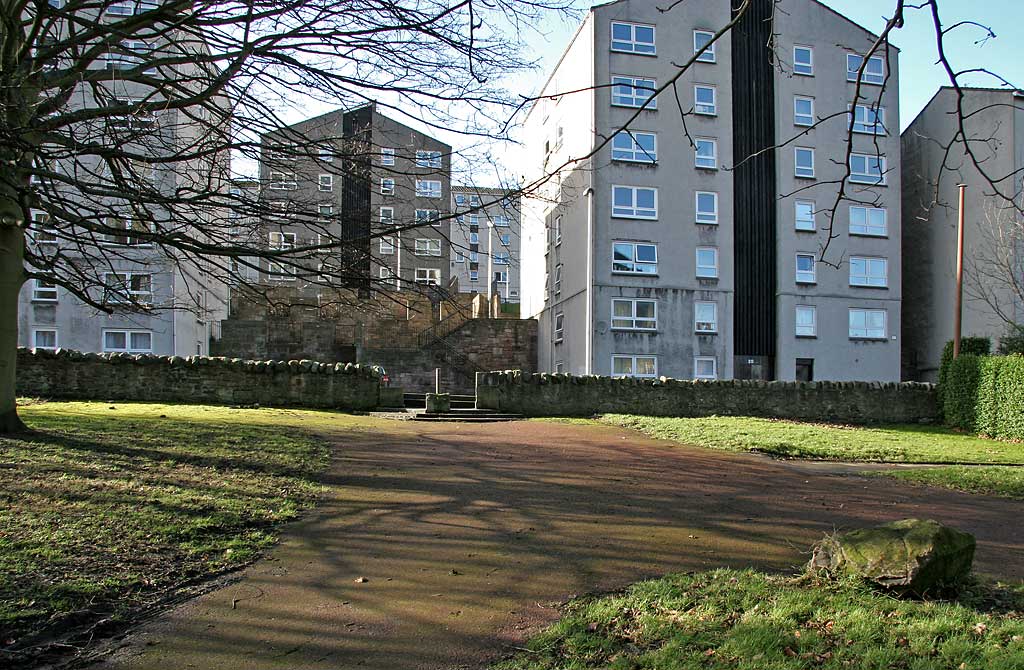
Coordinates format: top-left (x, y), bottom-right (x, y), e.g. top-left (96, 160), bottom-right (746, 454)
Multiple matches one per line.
top-left (953, 183), bottom-right (967, 358)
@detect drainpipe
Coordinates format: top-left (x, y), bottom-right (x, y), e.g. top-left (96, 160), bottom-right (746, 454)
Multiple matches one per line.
top-left (585, 186), bottom-right (594, 375)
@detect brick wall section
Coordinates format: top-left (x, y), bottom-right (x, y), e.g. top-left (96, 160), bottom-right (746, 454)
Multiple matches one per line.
top-left (17, 348), bottom-right (381, 410)
top-left (476, 371), bottom-right (939, 424)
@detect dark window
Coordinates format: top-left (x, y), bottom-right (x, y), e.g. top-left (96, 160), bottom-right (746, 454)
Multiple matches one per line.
top-left (795, 358), bottom-right (814, 382)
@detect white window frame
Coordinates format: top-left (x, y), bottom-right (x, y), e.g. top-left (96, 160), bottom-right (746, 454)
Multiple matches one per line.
top-left (793, 45), bottom-right (813, 76)
top-left (794, 96), bottom-right (814, 126)
top-left (611, 131), bottom-right (657, 163)
top-left (850, 205), bottom-right (887, 236)
top-left (611, 185), bottom-right (658, 220)
top-left (379, 266), bottom-right (397, 286)
top-left (694, 356), bottom-right (717, 380)
top-left (553, 263), bottom-right (562, 295)
top-left (849, 153), bottom-right (887, 185)
top-left (268, 231), bottom-right (296, 250)
top-left (415, 150), bottom-right (442, 168)
top-left (693, 30), bottom-right (716, 63)
top-left (102, 215), bottom-right (154, 246)
top-left (795, 305), bottom-right (817, 337)
top-left (31, 209), bottom-right (58, 246)
top-left (696, 246), bottom-right (719, 279)
top-left (849, 256), bottom-right (888, 288)
top-left (32, 328), bottom-right (58, 351)
top-left (380, 148), bottom-right (396, 166)
top-left (380, 236), bottom-right (395, 255)
top-left (415, 208), bottom-right (441, 226)
top-left (31, 278), bottom-right (58, 302)
top-left (494, 251), bottom-right (510, 265)
top-left (611, 76), bottom-right (658, 109)
top-left (695, 138), bottom-right (718, 169)
top-left (414, 238), bottom-right (442, 257)
top-left (694, 301), bottom-right (718, 334)
top-left (318, 147), bottom-right (334, 163)
top-left (379, 207), bottom-right (395, 226)
top-left (612, 354), bottom-right (658, 379)
top-left (415, 179), bottom-right (442, 198)
top-left (493, 215), bottom-right (510, 227)
top-left (415, 268), bottom-right (440, 285)
top-left (469, 270), bottom-right (479, 282)
top-left (694, 85), bottom-right (717, 115)
top-left (847, 54), bottom-right (885, 85)
top-left (318, 174), bottom-right (334, 192)
top-left (612, 241), bottom-right (658, 275)
top-left (102, 329), bottom-right (153, 354)
top-left (103, 271), bottom-right (152, 304)
top-left (380, 178), bottom-right (395, 195)
top-left (610, 21), bottom-right (656, 55)
top-left (268, 171), bottom-right (297, 190)
top-left (796, 253), bottom-right (816, 284)
top-left (849, 308), bottom-right (887, 339)
top-left (695, 191), bottom-right (718, 225)
top-left (850, 104), bottom-right (887, 135)
top-left (795, 200), bottom-right (815, 231)
top-left (795, 147), bottom-right (815, 178)
top-left (554, 313), bottom-right (564, 342)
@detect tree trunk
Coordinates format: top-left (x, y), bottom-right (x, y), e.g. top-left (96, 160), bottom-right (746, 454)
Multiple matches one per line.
top-left (0, 219), bottom-right (27, 433)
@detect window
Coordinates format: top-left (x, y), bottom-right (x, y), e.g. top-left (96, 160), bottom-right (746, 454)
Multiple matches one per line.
top-left (493, 215), bottom-right (510, 227)
top-left (381, 178), bottom-right (395, 195)
top-left (849, 257), bottom-right (888, 287)
top-left (850, 206), bottom-right (887, 236)
top-left (268, 231), bottom-right (295, 250)
top-left (696, 247), bottom-right (718, 279)
top-left (553, 264), bottom-right (562, 294)
top-left (850, 153), bottom-right (886, 185)
top-left (415, 209), bottom-right (440, 226)
top-left (104, 272), bottom-right (152, 304)
top-left (469, 232), bottom-right (479, 245)
top-left (795, 200), bottom-right (815, 231)
top-left (694, 85), bottom-right (717, 115)
top-left (694, 357), bottom-right (717, 380)
top-left (32, 329), bottom-right (58, 351)
top-left (469, 270), bottom-right (479, 281)
top-left (31, 210), bottom-right (58, 245)
top-left (267, 262), bottom-right (295, 281)
top-left (455, 252), bottom-right (465, 263)
top-left (612, 355), bottom-right (657, 378)
top-left (612, 242), bottom-right (657, 275)
top-left (415, 268), bottom-right (440, 285)
top-left (318, 174), bottom-right (333, 192)
top-left (849, 308), bottom-right (887, 339)
top-left (611, 131), bottom-right (657, 163)
top-left (795, 305), bottom-right (817, 337)
top-left (415, 150), bottom-right (442, 168)
top-left (554, 313), bottom-right (564, 342)
top-left (796, 253), bottom-right (816, 284)
top-left (269, 171), bottom-right (297, 190)
top-left (612, 185), bottom-right (657, 219)
top-left (695, 301), bottom-right (717, 333)
top-left (851, 104), bottom-right (886, 135)
top-left (693, 30), bottom-right (716, 62)
top-left (695, 138), bottom-right (717, 169)
top-left (380, 236), bottom-right (395, 255)
top-left (794, 96), bottom-right (814, 126)
top-left (494, 252), bottom-right (510, 265)
top-left (104, 40), bottom-right (150, 71)
top-left (499, 233), bottom-right (511, 246)
top-left (415, 179), bottom-right (442, 198)
top-left (102, 215), bottom-right (153, 246)
top-left (102, 330), bottom-right (152, 354)
top-left (381, 148), bottom-right (395, 165)
top-left (611, 76), bottom-right (657, 109)
top-left (794, 46), bottom-right (813, 75)
top-left (318, 204), bottom-right (333, 219)
top-left (695, 191), bottom-right (718, 224)
top-left (379, 266), bottom-right (397, 286)
top-left (379, 207), bottom-right (394, 225)
top-left (847, 54), bottom-right (885, 85)
top-left (554, 361), bottom-right (564, 373)
top-left (795, 147), bottom-right (815, 178)
top-left (469, 251), bottom-right (479, 263)
top-left (32, 278), bottom-right (57, 302)
top-left (415, 238), bottom-right (442, 256)
top-left (494, 271), bottom-right (509, 283)
top-left (319, 147), bottom-right (334, 163)
top-left (610, 21), bottom-right (656, 54)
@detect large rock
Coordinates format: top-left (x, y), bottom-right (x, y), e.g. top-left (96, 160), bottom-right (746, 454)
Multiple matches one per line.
top-left (808, 518), bottom-right (975, 595)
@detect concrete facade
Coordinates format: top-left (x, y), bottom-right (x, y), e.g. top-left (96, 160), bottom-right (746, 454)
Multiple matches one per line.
top-left (449, 187), bottom-right (522, 303)
top-left (521, 0), bottom-right (902, 382)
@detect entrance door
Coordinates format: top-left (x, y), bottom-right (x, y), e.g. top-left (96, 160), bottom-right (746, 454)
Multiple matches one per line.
top-left (795, 358), bottom-right (814, 382)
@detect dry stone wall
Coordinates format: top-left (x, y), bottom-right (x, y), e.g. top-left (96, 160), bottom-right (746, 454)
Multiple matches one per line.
top-left (476, 371), bottom-right (939, 424)
top-left (17, 348), bottom-right (381, 410)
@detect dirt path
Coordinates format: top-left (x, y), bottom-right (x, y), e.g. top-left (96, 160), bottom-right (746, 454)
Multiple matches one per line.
top-left (98, 420), bottom-right (1024, 670)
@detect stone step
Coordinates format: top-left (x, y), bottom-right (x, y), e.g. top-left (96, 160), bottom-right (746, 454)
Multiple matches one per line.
top-left (412, 413), bottom-right (523, 423)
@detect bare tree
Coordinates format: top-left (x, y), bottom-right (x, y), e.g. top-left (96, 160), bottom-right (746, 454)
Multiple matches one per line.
top-left (964, 199), bottom-right (1024, 333)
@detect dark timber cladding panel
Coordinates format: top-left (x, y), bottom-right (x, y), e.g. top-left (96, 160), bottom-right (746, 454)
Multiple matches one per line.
top-left (731, 0), bottom-right (777, 363)
top-left (342, 107), bottom-right (373, 291)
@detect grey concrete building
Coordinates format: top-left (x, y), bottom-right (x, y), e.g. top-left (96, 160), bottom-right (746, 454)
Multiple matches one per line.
top-left (449, 187), bottom-right (522, 303)
top-left (521, 0), bottom-right (901, 381)
top-left (902, 88), bottom-right (1024, 381)
top-left (259, 104), bottom-right (452, 294)
top-left (20, 4), bottom-right (228, 357)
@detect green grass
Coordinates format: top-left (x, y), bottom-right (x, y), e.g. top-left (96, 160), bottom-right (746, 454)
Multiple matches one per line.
top-left (875, 466), bottom-right (1024, 500)
top-left (597, 415), bottom-right (1024, 464)
top-left (0, 401), bottom-right (376, 654)
top-left (495, 569), bottom-right (1024, 670)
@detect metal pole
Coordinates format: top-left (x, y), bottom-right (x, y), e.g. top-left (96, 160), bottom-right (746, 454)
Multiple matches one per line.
top-left (953, 183), bottom-right (967, 358)
top-left (435, 367), bottom-right (439, 394)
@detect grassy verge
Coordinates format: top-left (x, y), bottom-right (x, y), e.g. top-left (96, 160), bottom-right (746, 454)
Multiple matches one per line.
top-left (597, 415), bottom-right (1024, 464)
top-left (874, 466), bottom-right (1024, 500)
top-left (0, 401), bottom-right (374, 662)
top-left (495, 569), bottom-right (1024, 670)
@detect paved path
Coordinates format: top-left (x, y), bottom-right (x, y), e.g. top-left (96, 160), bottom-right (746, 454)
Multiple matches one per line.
top-left (99, 420), bottom-right (1024, 670)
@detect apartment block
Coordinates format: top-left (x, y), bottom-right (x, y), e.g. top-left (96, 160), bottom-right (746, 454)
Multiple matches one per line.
top-left (259, 104), bottom-right (452, 293)
top-left (902, 88), bottom-right (1024, 381)
top-left (450, 187), bottom-right (522, 302)
top-left (20, 1), bottom-right (228, 357)
top-left (521, 0), bottom-right (901, 381)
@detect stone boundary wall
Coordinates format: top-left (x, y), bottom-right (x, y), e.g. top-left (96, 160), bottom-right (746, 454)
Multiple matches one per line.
top-left (17, 348), bottom-right (381, 411)
top-left (476, 371), bottom-right (940, 424)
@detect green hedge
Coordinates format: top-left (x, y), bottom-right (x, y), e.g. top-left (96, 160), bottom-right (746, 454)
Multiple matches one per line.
top-left (937, 337), bottom-right (990, 418)
top-left (944, 354), bottom-right (1024, 440)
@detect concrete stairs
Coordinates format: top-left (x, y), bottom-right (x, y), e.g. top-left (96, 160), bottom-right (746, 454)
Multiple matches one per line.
top-left (398, 392), bottom-right (523, 422)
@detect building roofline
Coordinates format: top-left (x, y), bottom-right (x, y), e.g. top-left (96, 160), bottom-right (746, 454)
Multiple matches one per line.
top-left (808, 0), bottom-right (900, 51)
top-left (523, 12), bottom-right (593, 124)
top-left (901, 86), bottom-right (1024, 136)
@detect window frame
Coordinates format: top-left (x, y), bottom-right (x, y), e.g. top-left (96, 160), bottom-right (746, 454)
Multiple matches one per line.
top-left (611, 298), bottom-right (658, 332)
top-left (694, 356), bottom-right (717, 380)
top-left (380, 236), bottom-right (395, 255)
top-left (693, 30), bottom-right (716, 63)
top-left (612, 241), bottom-right (658, 275)
top-left (414, 238), bottom-right (442, 257)
top-left (793, 45), bottom-right (813, 76)
top-left (695, 191), bottom-right (718, 225)
top-left (102, 329), bottom-right (153, 354)
top-left (611, 130), bottom-right (657, 163)
top-left (414, 268), bottom-right (441, 285)
top-left (795, 200), bottom-right (815, 231)
top-left (611, 185), bottom-right (658, 220)
top-left (795, 305), bottom-right (817, 337)
top-left (612, 354), bottom-right (658, 379)
top-left (695, 246), bottom-right (719, 279)
top-left (554, 313), bottom-right (564, 343)
top-left (694, 301), bottom-right (718, 334)
top-left (30, 209), bottom-right (58, 246)
top-left (849, 256), bottom-right (889, 288)
top-left (268, 171), bottom-right (297, 191)
top-left (415, 208), bottom-right (441, 226)
top-left (103, 271), bottom-right (153, 304)
top-left (796, 253), bottom-right (816, 284)
top-left (794, 96), bottom-right (814, 126)
top-left (849, 205), bottom-right (888, 237)
top-left (318, 174), bottom-right (334, 192)
top-left (847, 53), bottom-right (885, 85)
top-left (380, 148), bottom-right (396, 166)
top-left (849, 153), bottom-right (887, 185)
top-left (694, 84), bottom-right (717, 115)
top-left (849, 308), bottom-right (887, 339)
top-left (415, 150), bottom-right (443, 168)
top-left (31, 278), bottom-right (58, 302)
top-left (850, 104), bottom-right (887, 135)
top-left (610, 21), bottom-right (656, 55)
top-left (794, 147), bottom-right (815, 178)
top-left (32, 328), bottom-right (58, 351)
top-left (379, 207), bottom-right (395, 226)
top-left (415, 179), bottom-right (442, 198)
top-left (380, 178), bottom-right (395, 195)
top-left (611, 75), bottom-right (658, 109)
top-left (695, 138), bottom-right (718, 170)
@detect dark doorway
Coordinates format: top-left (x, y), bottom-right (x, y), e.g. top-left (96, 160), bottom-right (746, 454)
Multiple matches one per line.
top-left (795, 358), bottom-right (814, 382)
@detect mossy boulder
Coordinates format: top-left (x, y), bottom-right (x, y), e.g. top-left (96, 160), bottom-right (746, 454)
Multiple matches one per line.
top-left (808, 518), bottom-right (975, 595)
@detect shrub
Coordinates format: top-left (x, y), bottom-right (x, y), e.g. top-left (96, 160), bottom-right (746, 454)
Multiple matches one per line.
top-left (937, 337), bottom-right (990, 418)
top-left (944, 353), bottom-right (1024, 441)
top-left (997, 325), bottom-right (1024, 355)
